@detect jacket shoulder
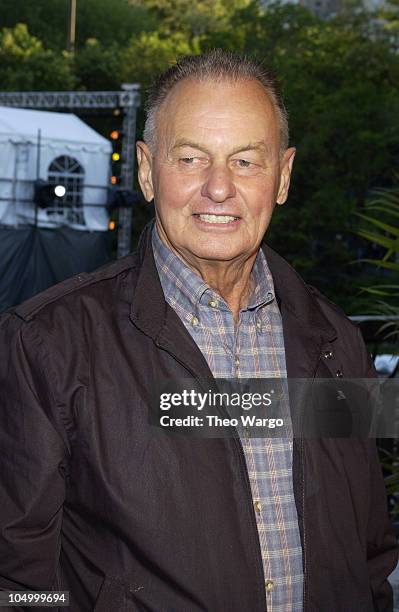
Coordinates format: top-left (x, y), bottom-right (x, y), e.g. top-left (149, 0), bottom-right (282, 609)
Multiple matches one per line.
top-left (10, 252), bottom-right (139, 323)
top-left (306, 285), bottom-right (377, 377)
top-left (307, 284), bottom-right (358, 332)
top-left (263, 243), bottom-right (358, 337)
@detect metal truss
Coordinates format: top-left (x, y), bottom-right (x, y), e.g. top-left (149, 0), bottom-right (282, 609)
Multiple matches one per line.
top-left (0, 85), bottom-right (141, 257)
top-left (0, 88), bottom-right (140, 109)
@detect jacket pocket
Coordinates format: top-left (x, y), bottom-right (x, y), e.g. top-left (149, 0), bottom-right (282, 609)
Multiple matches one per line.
top-left (94, 576), bottom-right (151, 612)
top-left (94, 577), bottom-right (127, 612)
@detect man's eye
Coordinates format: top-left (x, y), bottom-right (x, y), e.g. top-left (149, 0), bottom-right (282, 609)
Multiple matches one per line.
top-left (180, 157), bottom-right (196, 164)
top-left (237, 159), bottom-right (252, 168)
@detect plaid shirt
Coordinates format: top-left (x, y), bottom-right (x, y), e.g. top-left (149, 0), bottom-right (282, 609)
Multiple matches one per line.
top-left (152, 224), bottom-right (303, 611)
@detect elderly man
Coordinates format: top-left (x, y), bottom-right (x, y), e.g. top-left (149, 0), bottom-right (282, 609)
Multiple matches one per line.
top-left (0, 50), bottom-right (397, 611)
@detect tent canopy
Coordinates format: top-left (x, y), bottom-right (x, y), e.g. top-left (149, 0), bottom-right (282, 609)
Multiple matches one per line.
top-left (0, 106), bottom-right (112, 231)
top-left (0, 106), bottom-right (111, 151)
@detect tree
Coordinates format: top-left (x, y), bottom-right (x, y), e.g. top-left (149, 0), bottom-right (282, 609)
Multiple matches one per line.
top-left (206, 3), bottom-right (399, 311)
top-left (130, 0), bottom-right (252, 36)
top-left (120, 31), bottom-right (199, 89)
top-left (74, 39), bottom-right (124, 91)
top-left (0, 0), bottom-right (158, 50)
top-left (355, 178), bottom-right (399, 324)
top-left (1, 1), bottom-right (398, 314)
top-left (0, 23), bottom-right (76, 90)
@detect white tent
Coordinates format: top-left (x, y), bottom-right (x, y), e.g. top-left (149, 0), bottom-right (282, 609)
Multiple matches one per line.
top-left (0, 106), bottom-right (112, 231)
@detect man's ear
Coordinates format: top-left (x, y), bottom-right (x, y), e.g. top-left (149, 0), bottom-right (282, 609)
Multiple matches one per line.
top-left (136, 141), bottom-right (155, 202)
top-left (276, 147), bottom-right (296, 205)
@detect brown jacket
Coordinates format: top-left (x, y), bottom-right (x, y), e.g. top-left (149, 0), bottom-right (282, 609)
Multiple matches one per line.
top-left (0, 221), bottom-right (397, 611)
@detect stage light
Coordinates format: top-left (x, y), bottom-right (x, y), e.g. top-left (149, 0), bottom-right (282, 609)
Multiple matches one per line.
top-left (54, 185), bottom-right (66, 198)
top-left (34, 180), bottom-right (66, 209)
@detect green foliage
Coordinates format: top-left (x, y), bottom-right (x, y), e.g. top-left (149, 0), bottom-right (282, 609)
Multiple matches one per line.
top-left (0, 24), bottom-right (76, 90)
top-left (0, 0), bottom-right (158, 49)
top-left (0, 0), bottom-right (69, 49)
top-left (354, 180), bottom-right (399, 342)
top-left (130, 0), bottom-right (252, 36)
top-left (74, 39), bottom-right (123, 90)
top-left (376, 0), bottom-right (399, 52)
top-left (120, 31), bottom-right (200, 90)
top-left (199, 2), bottom-right (398, 311)
top-left (75, 0), bottom-right (158, 47)
top-left (356, 183), bottom-right (399, 287)
top-left (1, 0), bottom-right (399, 314)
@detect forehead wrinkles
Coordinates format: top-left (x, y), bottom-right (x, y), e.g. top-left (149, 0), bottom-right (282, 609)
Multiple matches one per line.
top-left (156, 78), bottom-right (279, 154)
top-left (170, 115), bottom-right (255, 154)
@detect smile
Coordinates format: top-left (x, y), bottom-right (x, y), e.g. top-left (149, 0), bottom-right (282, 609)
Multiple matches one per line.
top-left (194, 214), bottom-right (239, 224)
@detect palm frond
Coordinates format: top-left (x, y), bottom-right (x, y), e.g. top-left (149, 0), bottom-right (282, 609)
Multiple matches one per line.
top-left (354, 212), bottom-right (399, 237)
top-left (354, 259), bottom-right (399, 272)
top-left (356, 229), bottom-right (398, 251)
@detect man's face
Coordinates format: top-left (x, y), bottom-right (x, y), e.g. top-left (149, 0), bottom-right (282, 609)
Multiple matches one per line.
top-left (137, 78), bottom-right (295, 271)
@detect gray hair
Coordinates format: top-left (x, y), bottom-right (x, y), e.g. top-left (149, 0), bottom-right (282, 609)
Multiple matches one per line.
top-left (143, 49), bottom-right (289, 156)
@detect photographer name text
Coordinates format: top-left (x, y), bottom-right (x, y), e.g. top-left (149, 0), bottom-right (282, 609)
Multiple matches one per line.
top-left (159, 414), bottom-right (284, 429)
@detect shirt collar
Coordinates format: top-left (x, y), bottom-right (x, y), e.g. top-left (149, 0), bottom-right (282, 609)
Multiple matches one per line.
top-left (152, 223), bottom-right (275, 312)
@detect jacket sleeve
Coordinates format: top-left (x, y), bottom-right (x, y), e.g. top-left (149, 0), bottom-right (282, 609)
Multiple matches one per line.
top-left (0, 312), bottom-right (69, 598)
top-left (357, 328), bottom-right (399, 611)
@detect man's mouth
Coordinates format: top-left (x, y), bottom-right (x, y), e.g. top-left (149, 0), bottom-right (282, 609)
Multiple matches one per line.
top-left (193, 214), bottom-right (239, 224)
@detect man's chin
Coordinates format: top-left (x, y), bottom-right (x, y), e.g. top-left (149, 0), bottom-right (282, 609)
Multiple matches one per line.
top-left (186, 248), bottom-right (245, 264)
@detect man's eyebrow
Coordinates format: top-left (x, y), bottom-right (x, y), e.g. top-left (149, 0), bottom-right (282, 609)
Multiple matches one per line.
top-left (230, 141), bottom-right (272, 156)
top-left (171, 139), bottom-right (272, 157)
top-left (171, 140), bottom-right (211, 154)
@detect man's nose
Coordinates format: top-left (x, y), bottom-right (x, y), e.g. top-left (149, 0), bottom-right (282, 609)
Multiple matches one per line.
top-left (201, 164), bottom-right (236, 202)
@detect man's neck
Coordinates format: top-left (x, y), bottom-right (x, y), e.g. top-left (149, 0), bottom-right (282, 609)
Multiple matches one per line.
top-left (189, 257), bottom-right (257, 325)
top-left (201, 266), bottom-right (255, 325)
top-left (153, 222), bottom-right (258, 324)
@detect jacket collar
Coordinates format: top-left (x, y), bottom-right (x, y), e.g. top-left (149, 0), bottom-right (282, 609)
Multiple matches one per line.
top-left (130, 220), bottom-right (337, 378)
top-left (262, 244), bottom-right (337, 378)
top-left (131, 221), bottom-right (214, 379)
top-left (262, 244), bottom-right (336, 341)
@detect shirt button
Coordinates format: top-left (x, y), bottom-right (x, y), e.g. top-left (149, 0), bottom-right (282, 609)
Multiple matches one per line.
top-left (256, 319), bottom-right (262, 330)
top-left (336, 369), bottom-right (343, 378)
top-left (324, 350), bottom-right (333, 359)
top-left (191, 315), bottom-right (199, 326)
top-left (254, 500), bottom-right (262, 513)
top-left (235, 356), bottom-right (240, 366)
top-left (265, 579), bottom-right (274, 593)
top-left (243, 427), bottom-right (250, 439)
top-left (208, 299), bottom-right (217, 308)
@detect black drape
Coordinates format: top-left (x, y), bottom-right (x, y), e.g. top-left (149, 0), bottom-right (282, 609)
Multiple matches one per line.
top-left (0, 226), bottom-right (111, 311)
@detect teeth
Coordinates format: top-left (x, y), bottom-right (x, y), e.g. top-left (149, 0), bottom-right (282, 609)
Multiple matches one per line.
top-left (198, 214), bottom-right (237, 224)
